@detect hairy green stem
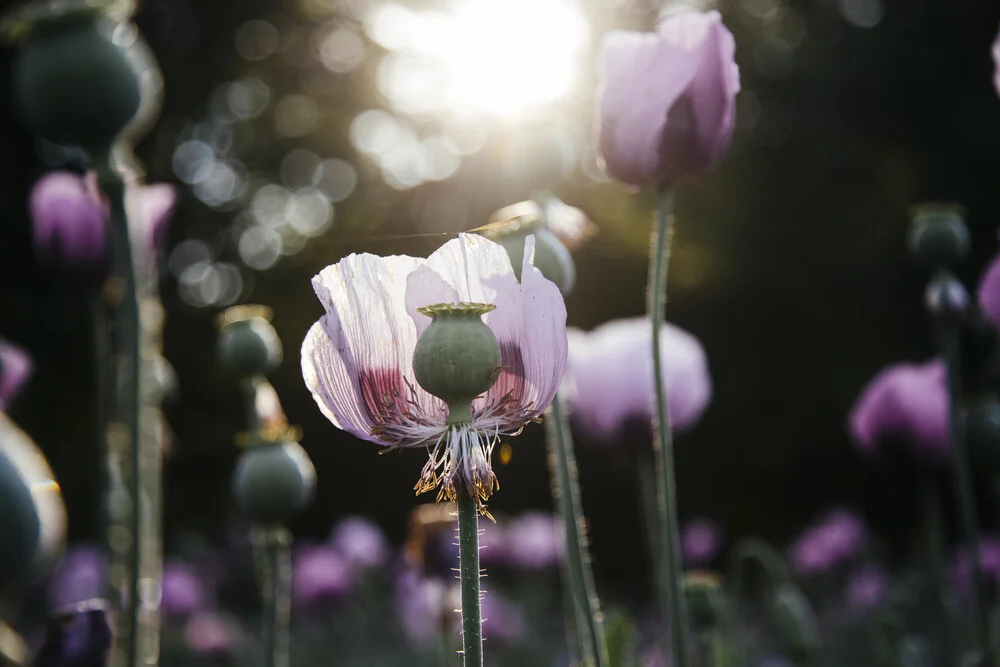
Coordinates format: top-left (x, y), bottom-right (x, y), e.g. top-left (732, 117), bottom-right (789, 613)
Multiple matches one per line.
top-left (941, 322), bottom-right (992, 663)
top-left (545, 391), bottom-right (609, 667)
top-left (457, 494), bottom-right (483, 667)
top-left (97, 155), bottom-right (142, 667)
top-left (648, 188), bottom-right (690, 667)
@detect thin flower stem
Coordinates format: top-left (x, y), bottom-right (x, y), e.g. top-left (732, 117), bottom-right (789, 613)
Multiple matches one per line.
top-left (260, 529), bottom-right (292, 667)
top-left (457, 494), bottom-right (483, 667)
top-left (941, 322), bottom-right (992, 664)
top-left (97, 154), bottom-right (142, 667)
top-left (545, 391), bottom-right (609, 667)
top-left (89, 293), bottom-right (112, 592)
top-left (918, 478), bottom-right (950, 662)
top-left (647, 188), bottom-right (691, 667)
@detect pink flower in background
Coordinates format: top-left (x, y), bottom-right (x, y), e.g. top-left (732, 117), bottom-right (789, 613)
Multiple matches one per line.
top-left (565, 318), bottom-right (711, 441)
top-left (848, 359), bottom-right (948, 463)
top-left (29, 171), bottom-right (176, 273)
top-left (681, 518), bottom-right (722, 567)
top-left (597, 11), bottom-right (740, 187)
top-left (506, 512), bottom-right (564, 570)
top-left (301, 234), bottom-right (566, 507)
top-left (788, 509), bottom-right (868, 575)
top-left (845, 564), bottom-right (887, 610)
top-left (161, 560), bottom-right (210, 618)
top-left (292, 545), bottom-right (352, 608)
top-left (0, 339), bottom-right (32, 411)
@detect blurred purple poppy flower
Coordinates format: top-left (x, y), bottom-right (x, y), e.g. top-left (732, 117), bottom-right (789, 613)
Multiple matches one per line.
top-left (292, 545), bottom-right (352, 608)
top-left (435, 515), bottom-right (508, 571)
top-left (978, 250), bottom-right (1000, 330)
top-left (481, 593), bottom-right (526, 643)
top-left (183, 611), bottom-right (240, 657)
top-left (844, 565), bottom-right (887, 610)
top-left (0, 339), bottom-right (32, 411)
top-left (950, 536), bottom-right (1000, 590)
top-left (30, 170), bottom-right (176, 273)
top-left (49, 546), bottom-right (107, 609)
top-left (161, 559), bottom-right (209, 617)
top-left (396, 568), bottom-right (449, 645)
top-left (33, 599), bottom-right (113, 667)
top-left (506, 512), bottom-right (564, 571)
top-left (328, 515), bottom-right (390, 570)
top-left (597, 11), bottom-right (740, 188)
top-left (681, 518), bottom-right (722, 567)
top-left (788, 509), bottom-right (867, 575)
top-left (993, 27), bottom-right (1000, 98)
top-left (565, 318), bottom-right (711, 441)
top-left (848, 359), bottom-right (948, 463)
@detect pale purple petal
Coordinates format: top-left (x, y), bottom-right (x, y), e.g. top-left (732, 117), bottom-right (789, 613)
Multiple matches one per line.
top-left (681, 518), bottom-right (722, 566)
top-left (396, 569), bottom-right (449, 645)
top-left (848, 359), bottom-right (948, 461)
top-left (328, 515), bottom-right (390, 570)
top-left (126, 182), bottom-right (176, 263)
top-left (161, 560), bottom-right (209, 617)
top-left (405, 234), bottom-right (567, 420)
top-left (292, 545), bottom-right (352, 607)
top-left (302, 253), bottom-right (431, 443)
top-left (993, 25), bottom-right (1000, 98)
top-left (49, 546), bottom-right (107, 608)
top-left (788, 509), bottom-right (867, 575)
top-left (597, 11), bottom-right (739, 187)
top-left (978, 250), bottom-right (1000, 330)
top-left (29, 172), bottom-right (108, 268)
top-left (0, 339), bottom-right (33, 410)
top-left (506, 512), bottom-right (564, 570)
top-left (565, 318), bottom-right (711, 441)
top-left (481, 593), bottom-right (526, 643)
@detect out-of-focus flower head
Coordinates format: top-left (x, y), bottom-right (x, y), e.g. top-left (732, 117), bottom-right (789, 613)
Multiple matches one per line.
top-left (0, 339), bottom-right (32, 411)
top-left (681, 518), bottom-right (722, 567)
top-left (993, 26), bottom-right (1000, 99)
top-left (950, 536), bottom-right (1000, 592)
top-left (395, 568), bottom-right (449, 645)
top-left (480, 592), bottom-right (526, 643)
top-left (32, 599), bottom-right (113, 667)
top-left (301, 234), bottom-right (566, 511)
top-left (597, 11), bottom-right (740, 188)
top-left (328, 515), bottom-right (390, 571)
top-left (183, 611), bottom-right (241, 658)
top-left (977, 247), bottom-right (1000, 330)
top-left (434, 513), bottom-right (508, 573)
top-left (292, 544), bottom-right (352, 608)
top-left (787, 509), bottom-right (867, 575)
top-left (848, 359), bottom-right (948, 464)
top-left (29, 170), bottom-right (176, 275)
top-left (506, 512), bottom-right (564, 571)
top-left (49, 545), bottom-right (107, 609)
top-left (565, 318), bottom-right (711, 442)
top-left (844, 564), bottom-right (887, 611)
top-left (161, 559), bottom-right (210, 618)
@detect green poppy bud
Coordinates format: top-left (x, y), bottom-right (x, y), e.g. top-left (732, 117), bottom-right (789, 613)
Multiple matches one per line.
top-left (217, 305), bottom-right (283, 376)
top-left (907, 203), bottom-right (970, 271)
top-left (13, 8), bottom-right (142, 151)
top-left (412, 303), bottom-right (501, 424)
top-left (485, 206), bottom-right (576, 295)
top-left (232, 440), bottom-right (316, 527)
top-left (764, 581), bottom-right (820, 660)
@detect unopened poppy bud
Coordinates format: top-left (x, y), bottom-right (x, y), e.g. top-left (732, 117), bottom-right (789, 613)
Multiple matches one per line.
top-left (412, 303), bottom-right (501, 424)
top-left (907, 203), bottom-right (970, 271)
top-left (12, 8), bottom-right (141, 151)
top-left (683, 571), bottom-right (729, 630)
top-left (217, 306), bottom-right (283, 376)
top-left (485, 205), bottom-right (576, 295)
top-left (232, 440), bottom-right (316, 526)
top-left (764, 582), bottom-right (820, 660)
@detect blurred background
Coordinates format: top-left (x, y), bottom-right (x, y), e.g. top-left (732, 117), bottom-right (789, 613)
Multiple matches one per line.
top-left (1, 0), bottom-right (1000, 601)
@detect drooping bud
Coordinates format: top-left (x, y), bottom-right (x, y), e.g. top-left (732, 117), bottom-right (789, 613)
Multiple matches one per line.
top-left (12, 7), bottom-right (142, 152)
top-left (907, 203), bottom-right (970, 272)
top-left (484, 203), bottom-right (576, 295)
top-left (232, 440), bottom-right (316, 527)
top-left (412, 303), bottom-right (502, 424)
top-left (217, 305), bottom-right (283, 376)
top-left (763, 582), bottom-right (820, 660)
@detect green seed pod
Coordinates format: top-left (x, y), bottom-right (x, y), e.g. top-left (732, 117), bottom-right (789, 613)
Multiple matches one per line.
top-left (684, 571), bottom-right (729, 631)
top-left (412, 303), bottom-right (501, 424)
top-left (907, 203), bottom-right (970, 271)
top-left (484, 205), bottom-right (576, 295)
top-left (232, 440), bottom-right (316, 526)
top-left (12, 8), bottom-right (142, 151)
top-left (764, 582), bottom-right (820, 660)
top-left (217, 306), bottom-right (283, 376)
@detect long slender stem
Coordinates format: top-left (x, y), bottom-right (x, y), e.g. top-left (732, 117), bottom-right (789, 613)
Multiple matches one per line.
top-left (457, 494), bottom-right (483, 667)
top-left (90, 292), bottom-right (113, 597)
top-left (918, 478), bottom-right (950, 662)
top-left (545, 391), bottom-right (609, 667)
top-left (648, 188), bottom-right (690, 667)
top-left (941, 322), bottom-right (992, 663)
top-left (97, 155), bottom-right (143, 667)
top-left (260, 529), bottom-right (292, 667)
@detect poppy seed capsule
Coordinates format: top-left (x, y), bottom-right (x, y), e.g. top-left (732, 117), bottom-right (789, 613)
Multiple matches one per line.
top-left (13, 9), bottom-right (141, 152)
top-left (232, 440), bottom-right (316, 526)
top-left (907, 204), bottom-right (970, 271)
top-left (412, 303), bottom-right (502, 425)
top-left (218, 317), bottom-right (283, 376)
top-left (497, 227), bottom-right (575, 296)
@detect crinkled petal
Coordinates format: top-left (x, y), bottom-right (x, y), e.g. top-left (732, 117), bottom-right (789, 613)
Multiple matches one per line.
top-left (405, 234), bottom-right (567, 420)
top-left (565, 318), bottom-right (711, 440)
top-left (302, 253), bottom-right (438, 443)
top-left (0, 339), bottom-right (33, 409)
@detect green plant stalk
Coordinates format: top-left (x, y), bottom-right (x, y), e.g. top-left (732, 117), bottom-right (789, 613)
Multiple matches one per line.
top-left (941, 323), bottom-right (992, 664)
top-left (648, 188), bottom-right (690, 667)
top-left (260, 529), bottom-right (292, 667)
top-left (545, 391), bottom-right (609, 667)
top-left (97, 154), bottom-right (142, 667)
top-left (918, 478), bottom-right (950, 663)
top-left (457, 493), bottom-right (483, 667)
top-left (90, 292), bottom-right (112, 596)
